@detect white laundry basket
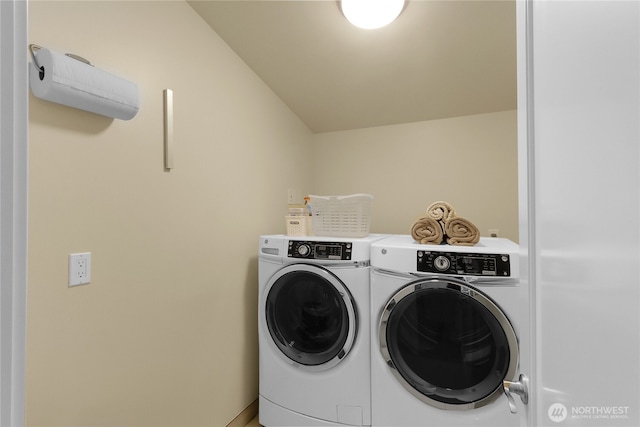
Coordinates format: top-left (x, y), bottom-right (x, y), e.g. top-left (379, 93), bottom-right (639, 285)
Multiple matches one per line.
top-left (309, 194), bottom-right (373, 237)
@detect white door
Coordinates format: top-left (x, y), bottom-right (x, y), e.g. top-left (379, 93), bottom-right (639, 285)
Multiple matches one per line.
top-left (0, 1), bottom-right (28, 426)
top-left (519, 1), bottom-right (640, 425)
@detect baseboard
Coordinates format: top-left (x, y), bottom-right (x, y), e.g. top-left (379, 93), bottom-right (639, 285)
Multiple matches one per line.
top-left (226, 399), bottom-right (259, 427)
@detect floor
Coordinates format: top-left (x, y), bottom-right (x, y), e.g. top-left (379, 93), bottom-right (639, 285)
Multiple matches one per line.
top-left (245, 415), bottom-right (261, 427)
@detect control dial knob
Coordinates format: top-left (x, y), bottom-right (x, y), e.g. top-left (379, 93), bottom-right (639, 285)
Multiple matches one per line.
top-left (434, 255), bottom-right (451, 272)
top-left (297, 244), bottom-right (311, 257)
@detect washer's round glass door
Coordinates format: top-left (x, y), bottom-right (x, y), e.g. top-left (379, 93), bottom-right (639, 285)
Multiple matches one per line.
top-left (265, 264), bottom-right (357, 370)
top-left (380, 277), bottom-right (518, 410)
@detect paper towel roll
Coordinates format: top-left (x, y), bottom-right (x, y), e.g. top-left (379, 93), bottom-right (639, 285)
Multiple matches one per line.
top-left (29, 48), bottom-right (139, 120)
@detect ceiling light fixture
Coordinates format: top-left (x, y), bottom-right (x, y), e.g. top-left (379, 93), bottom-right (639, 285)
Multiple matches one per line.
top-left (341, 0), bottom-right (405, 30)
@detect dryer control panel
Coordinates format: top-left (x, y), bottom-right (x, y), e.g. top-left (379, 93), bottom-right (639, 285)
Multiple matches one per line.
top-left (417, 250), bottom-right (511, 277)
top-left (288, 240), bottom-right (352, 260)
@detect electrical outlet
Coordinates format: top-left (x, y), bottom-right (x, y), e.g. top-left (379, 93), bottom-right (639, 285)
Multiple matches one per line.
top-left (69, 252), bottom-right (91, 286)
top-left (489, 229), bottom-right (500, 238)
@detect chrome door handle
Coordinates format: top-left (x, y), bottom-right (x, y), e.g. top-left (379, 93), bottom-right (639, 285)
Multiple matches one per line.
top-left (503, 374), bottom-right (529, 414)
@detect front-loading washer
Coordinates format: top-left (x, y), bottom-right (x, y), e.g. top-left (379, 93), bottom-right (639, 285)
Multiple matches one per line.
top-left (259, 234), bottom-right (386, 427)
top-left (370, 235), bottom-right (529, 427)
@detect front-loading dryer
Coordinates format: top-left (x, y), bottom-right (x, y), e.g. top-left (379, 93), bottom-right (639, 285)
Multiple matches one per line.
top-left (370, 235), bottom-right (529, 427)
top-left (258, 234), bottom-right (386, 427)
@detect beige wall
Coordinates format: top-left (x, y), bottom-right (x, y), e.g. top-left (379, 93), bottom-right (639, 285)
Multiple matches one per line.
top-left (312, 110), bottom-right (519, 242)
top-left (27, 1), bottom-right (313, 426)
top-left (26, 2), bottom-right (518, 426)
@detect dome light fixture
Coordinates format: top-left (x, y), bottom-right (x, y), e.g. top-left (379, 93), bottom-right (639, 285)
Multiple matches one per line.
top-left (341, 0), bottom-right (405, 30)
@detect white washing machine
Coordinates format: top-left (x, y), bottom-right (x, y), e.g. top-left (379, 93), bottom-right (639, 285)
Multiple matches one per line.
top-left (370, 235), bottom-right (529, 427)
top-left (259, 234), bottom-right (386, 427)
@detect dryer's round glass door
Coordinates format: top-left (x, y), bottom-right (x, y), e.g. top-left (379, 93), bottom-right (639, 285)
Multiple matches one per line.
top-left (265, 264), bottom-right (357, 370)
top-left (380, 277), bottom-right (518, 410)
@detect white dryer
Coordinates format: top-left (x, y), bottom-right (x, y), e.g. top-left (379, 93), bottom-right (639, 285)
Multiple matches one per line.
top-left (259, 234), bottom-right (385, 427)
top-left (370, 235), bottom-right (529, 427)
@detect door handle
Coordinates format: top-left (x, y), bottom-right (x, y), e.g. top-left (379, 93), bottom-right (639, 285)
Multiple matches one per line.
top-left (503, 374), bottom-right (529, 414)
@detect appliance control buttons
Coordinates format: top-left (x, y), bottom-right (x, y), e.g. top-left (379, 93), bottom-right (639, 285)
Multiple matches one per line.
top-left (287, 240), bottom-right (353, 260)
top-left (417, 251), bottom-right (510, 276)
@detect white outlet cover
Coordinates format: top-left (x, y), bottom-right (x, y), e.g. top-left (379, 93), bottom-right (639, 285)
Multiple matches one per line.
top-left (69, 252), bottom-right (91, 286)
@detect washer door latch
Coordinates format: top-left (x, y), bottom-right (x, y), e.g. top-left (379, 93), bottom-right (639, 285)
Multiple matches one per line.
top-left (503, 374), bottom-right (529, 414)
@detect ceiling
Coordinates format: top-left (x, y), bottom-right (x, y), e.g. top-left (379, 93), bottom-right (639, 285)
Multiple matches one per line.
top-left (188, 0), bottom-right (517, 133)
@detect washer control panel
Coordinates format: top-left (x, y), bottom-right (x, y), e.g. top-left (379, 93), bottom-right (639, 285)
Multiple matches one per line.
top-left (417, 250), bottom-right (511, 277)
top-left (288, 240), bottom-right (352, 260)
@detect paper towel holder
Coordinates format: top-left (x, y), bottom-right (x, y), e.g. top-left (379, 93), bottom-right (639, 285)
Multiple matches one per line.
top-left (29, 44), bottom-right (93, 80)
top-left (28, 43), bottom-right (139, 121)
